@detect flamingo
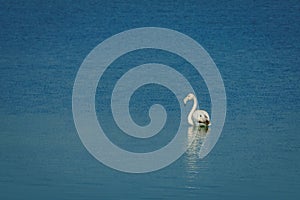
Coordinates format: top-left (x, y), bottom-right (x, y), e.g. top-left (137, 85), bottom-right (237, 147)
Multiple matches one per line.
top-left (183, 93), bottom-right (211, 127)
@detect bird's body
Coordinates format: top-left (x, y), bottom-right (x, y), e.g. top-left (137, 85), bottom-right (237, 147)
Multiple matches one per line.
top-left (192, 110), bottom-right (211, 127)
top-left (183, 93), bottom-right (211, 127)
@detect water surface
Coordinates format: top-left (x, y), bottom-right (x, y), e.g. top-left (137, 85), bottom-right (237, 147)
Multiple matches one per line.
top-left (1, 0), bottom-right (299, 199)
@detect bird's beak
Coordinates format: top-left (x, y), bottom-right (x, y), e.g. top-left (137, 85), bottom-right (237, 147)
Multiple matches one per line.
top-left (183, 97), bottom-right (188, 105)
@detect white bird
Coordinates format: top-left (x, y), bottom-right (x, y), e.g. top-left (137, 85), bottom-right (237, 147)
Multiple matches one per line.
top-left (183, 93), bottom-right (211, 127)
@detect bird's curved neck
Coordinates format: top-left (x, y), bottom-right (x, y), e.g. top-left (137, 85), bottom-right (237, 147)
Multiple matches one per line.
top-left (188, 96), bottom-right (198, 126)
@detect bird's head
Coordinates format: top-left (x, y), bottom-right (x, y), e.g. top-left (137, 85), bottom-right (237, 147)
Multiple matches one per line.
top-left (183, 93), bottom-right (194, 105)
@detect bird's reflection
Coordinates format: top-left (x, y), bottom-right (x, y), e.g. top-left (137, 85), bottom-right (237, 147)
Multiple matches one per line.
top-left (185, 126), bottom-right (210, 173)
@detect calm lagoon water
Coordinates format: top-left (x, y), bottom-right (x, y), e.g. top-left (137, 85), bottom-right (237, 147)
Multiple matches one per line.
top-left (1, 0), bottom-right (300, 199)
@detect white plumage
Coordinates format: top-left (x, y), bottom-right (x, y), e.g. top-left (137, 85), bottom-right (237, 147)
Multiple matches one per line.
top-left (183, 93), bottom-right (211, 127)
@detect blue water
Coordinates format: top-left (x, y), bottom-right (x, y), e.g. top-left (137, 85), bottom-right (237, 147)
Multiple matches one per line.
top-left (1, 0), bottom-right (300, 199)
